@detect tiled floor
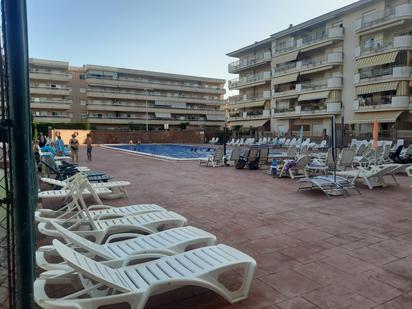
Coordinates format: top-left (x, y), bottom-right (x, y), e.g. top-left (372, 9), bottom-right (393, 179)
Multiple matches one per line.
top-left (40, 146), bottom-right (412, 308)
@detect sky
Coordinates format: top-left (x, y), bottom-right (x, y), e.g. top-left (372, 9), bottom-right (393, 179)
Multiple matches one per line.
top-left (27, 0), bottom-right (357, 86)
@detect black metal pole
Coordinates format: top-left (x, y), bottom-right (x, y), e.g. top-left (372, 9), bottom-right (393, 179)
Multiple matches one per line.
top-left (3, 0), bottom-right (36, 308)
top-left (223, 122), bottom-right (227, 165)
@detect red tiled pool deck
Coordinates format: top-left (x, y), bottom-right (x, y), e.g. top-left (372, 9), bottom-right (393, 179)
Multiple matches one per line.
top-left (41, 146), bottom-right (412, 308)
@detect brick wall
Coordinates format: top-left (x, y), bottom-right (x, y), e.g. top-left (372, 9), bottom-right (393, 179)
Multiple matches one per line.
top-left (89, 129), bottom-right (204, 144)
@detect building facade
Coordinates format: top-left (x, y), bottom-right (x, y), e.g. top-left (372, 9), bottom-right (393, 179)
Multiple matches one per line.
top-left (226, 0), bottom-right (412, 139)
top-left (30, 59), bottom-right (226, 130)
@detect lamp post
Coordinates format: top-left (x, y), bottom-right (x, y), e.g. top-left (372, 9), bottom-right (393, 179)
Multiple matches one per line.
top-left (144, 88), bottom-right (149, 132)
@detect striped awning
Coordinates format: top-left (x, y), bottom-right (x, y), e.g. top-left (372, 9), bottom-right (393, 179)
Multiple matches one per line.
top-left (206, 114), bottom-right (226, 121)
top-left (351, 111), bottom-right (403, 124)
top-left (272, 50), bottom-right (299, 65)
top-left (155, 112), bottom-right (171, 119)
top-left (356, 51), bottom-right (398, 69)
top-left (356, 81), bottom-right (398, 95)
top-left (272, 72), bottom-right (299, 85)
top-left (228, 100), bottom-right (266, 110)
top-left (229, 119), bottom-right (268, 128)
top-left (298, 91), bottom-right (330, 101)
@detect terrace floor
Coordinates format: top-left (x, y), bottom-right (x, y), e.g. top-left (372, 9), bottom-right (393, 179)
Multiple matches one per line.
top-left (41, 146), bottom-right (412, 309)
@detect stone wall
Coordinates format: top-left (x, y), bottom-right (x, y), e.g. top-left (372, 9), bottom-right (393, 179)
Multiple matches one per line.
top-left (89, 129), bottom-right (205, 144)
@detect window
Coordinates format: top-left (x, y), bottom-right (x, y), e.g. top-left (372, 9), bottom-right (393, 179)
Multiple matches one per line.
top-left (79, 73), bottom-right (85, 80)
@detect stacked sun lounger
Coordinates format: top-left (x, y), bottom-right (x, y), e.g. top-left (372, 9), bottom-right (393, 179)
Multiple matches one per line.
top-left (34, 171), bottom-right (257, 309)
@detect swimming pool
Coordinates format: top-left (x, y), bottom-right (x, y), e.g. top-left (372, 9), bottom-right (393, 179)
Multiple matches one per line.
top-left (106, 144), bottom-right (213, 160)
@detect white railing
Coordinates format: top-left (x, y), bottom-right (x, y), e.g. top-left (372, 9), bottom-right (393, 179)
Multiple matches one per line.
top-left (228, 52), bottom-right (271, 72)
top-left (228, 71), bottom-right (271, 89)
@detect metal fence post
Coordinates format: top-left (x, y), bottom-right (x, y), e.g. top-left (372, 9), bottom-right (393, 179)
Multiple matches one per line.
top-left (3, 0), bottom-right (36, 307)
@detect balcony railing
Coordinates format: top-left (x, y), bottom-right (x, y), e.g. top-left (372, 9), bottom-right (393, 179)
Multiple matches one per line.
top-left (86, 74), bottom-right (224, 91)
top-left (355, 4), bottom-right (412, 32)
top-left (87, 87), bottom-right (223, 103)
top-left (228, 71), bottom-right (271, 89)
top-left (274, 27), bottom-right (344, 55)
top-left (87, 102), bottom-right (219, 112)
top-left (228, 92), bottom-right (271, 104)
top-left (300, 81), bottom-right (328, 91)
top-left (359, 66), bottom-right (393, 80)
top-left (228, 52), bottom-right (271, 73)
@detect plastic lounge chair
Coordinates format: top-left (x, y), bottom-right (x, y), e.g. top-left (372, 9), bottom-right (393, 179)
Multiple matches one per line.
top-left (337, 148), bottom-right (355, 170)
top-left (36, 222), bottom-right (217, 271)
top-left (227, 146), bottom-right (241, 166)
top-left (297, 175), bottom-right (360, 197)
top-left (40, 174), bottom-right (130, 196)
top-left (336, 165), bottom-right (398, 190)
top-left (199, 147), bottom-right (224, 167)
top-left (36, 177), bottom-right (166, 223)
top-left (38, 207), bottom-right (187, 244)
top-left (34, 240), bottom-right (256, 309)
top-left (258, 146), bottom-right (270, 167)
top-left (284, 155), bottom-right (311, 179)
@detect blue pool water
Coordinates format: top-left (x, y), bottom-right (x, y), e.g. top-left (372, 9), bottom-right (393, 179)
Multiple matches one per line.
top-left (108, 144), bottom-right (213, 160)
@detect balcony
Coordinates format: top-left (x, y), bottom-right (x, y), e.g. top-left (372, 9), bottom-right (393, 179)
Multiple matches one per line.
top-left (32, 114), bottom-right (72, 122)
top-left (86, 88), bottom-right (224, 105)
top-left (272, 52), bottom-right (343, 77)
top-left (353, 96), bottom-right (411, 112)
top-left (355, 35), bottom-right (412, 58)
top-left (86, 103), bottom-right (222, 115)
top-left (86, 75), bottom-right (225, 95)
top-left (227, 91), bottom-right (271, 109)
top-left (87, 115), bottom-right (218, 126)
top-left (272, 102), bottom-right (341, 118)
top-left (29, 71), bottom-right (71, 81)
top-left (272, 77), bottom-right (342, 99)
top-left (228, 109), bottom-right (271, 121)
top-left (228, 52), bottom-right (271, 73)
top-left (30, 98), bottom-right (71, 110)
top-left (228, 71), bottom-right (271, 90)
top-left (30, 85), bottom-right (72, 96)
top-left (273, 27), bottom-right (344, 55)
top-left (355, 4), bottom-right (412, 34)
top-left (354, 66), bottom-right (412, 84)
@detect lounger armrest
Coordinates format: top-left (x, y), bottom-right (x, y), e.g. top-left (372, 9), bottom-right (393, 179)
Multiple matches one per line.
top-left (88, 204), bottom-right (114, 210)
top-left (104, 233), bottom-right (144, 243)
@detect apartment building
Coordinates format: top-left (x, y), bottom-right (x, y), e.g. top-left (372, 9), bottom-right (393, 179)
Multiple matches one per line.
top-left (30, 59), bottom-right (73, 122)
top-left (226, 39), bottom-right (272, 131)
top-left (29, 59), bottom-right (226, 130)
top-left (226, 0), bottom-right (412, 139)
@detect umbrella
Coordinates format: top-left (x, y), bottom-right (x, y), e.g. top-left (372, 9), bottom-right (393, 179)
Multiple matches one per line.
top-left (372, 117), bottom-right (379, 149)
top-left (299, 125), bottom-right (304, 141)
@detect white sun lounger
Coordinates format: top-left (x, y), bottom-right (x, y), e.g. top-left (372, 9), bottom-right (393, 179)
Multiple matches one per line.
top-left (297, 175), bottom-right (360, 197)
top-left (40, 176), bottom-right (130, 198)
top-left (36, 176), bottom-right (163, 223)
top-left (38, 210), bottom-right (187, 244)
top-left (38, 187), bottom-right (112, 200)
top-left (36, 222), bottom-right (217, 271)
top-left (34, 240), bottom-right (256, 309)
top-left (336, 165), bottom-right (398, 190)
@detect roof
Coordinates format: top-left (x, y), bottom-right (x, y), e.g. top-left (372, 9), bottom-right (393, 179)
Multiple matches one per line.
top-left (226, 37), bottom-right (273, 57)
top-left (83, 64), bottom-right (225, 84)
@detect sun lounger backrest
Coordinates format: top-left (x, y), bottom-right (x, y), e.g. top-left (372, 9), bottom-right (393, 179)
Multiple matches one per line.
top-left (259, 147), bottom-right (269, 162)
top-left (52, 222), bottom-right (112, 259)
top-left (295, 155), bottom-right (311, 169)
top-left (53, 239), bottom-right (132, 292)
top-left (249, 147), bottom-right (259, 161)
top-left (213, 147), bottom-right (224, 160)
top-left (286, 145), bottom-right (297, 158)
top-left (230, 146), bottom-right (241, 161)
top-left (405, 144), bottom-right (412, 156)
top-left (339, 148), bottom-right (355, 167)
